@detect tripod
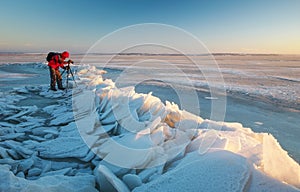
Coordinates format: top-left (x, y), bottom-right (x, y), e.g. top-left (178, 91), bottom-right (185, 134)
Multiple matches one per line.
top-left (61, 63), bottom-right (77, 91)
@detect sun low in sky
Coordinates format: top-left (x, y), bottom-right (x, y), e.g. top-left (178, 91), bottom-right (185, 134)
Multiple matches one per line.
top-left (0, 0), bottom-right (299, 54)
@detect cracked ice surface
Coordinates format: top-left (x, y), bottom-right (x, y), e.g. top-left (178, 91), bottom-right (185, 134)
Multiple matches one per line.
top-left (0, 58), bottom-right (299, 191)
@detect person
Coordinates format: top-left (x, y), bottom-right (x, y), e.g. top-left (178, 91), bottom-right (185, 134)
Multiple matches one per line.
top-left (47, 51), bottom-right (73, 91)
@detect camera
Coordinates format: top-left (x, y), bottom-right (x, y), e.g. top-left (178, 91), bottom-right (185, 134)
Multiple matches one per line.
top-left (67, 59), bottom-right (74, 64)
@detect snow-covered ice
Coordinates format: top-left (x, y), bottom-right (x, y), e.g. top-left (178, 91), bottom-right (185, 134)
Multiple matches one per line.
top-left (0, 54), bottom-right (300, 191)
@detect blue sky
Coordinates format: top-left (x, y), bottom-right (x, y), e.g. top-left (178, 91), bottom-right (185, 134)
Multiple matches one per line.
top-left (0, 0), bottom-right (299, 54)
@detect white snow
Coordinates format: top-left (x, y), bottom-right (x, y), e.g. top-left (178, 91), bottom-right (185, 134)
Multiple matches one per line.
top-left (0, 62), bottom-right (299, 191)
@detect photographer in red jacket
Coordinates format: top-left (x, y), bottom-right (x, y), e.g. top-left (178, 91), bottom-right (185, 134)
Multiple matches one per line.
top-left (47, 51), bottom-right (73, 91)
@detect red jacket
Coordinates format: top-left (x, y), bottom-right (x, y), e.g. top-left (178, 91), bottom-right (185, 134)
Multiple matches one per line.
top-left (48, 55), bottom-right (65, 70)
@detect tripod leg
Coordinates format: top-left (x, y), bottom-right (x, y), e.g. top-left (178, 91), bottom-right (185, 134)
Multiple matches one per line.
top-left (61, 69), bottom-right (66, 76)
top-left (69, 69), bottom-right (77, 87)
top-left (66, 70), bottom-right (70, 91)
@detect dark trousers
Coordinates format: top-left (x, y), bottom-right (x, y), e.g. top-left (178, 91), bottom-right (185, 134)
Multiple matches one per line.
top-left (49, 66), bottom-right (63, 89)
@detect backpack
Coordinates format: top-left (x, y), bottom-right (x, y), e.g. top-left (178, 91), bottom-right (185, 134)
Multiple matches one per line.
top-left (46, 52), bottom-right (60, 62)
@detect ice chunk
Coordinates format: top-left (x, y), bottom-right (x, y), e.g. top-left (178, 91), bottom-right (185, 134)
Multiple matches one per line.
top-left (98, 160), bottom-right (131, 177)
top-left (19, 158), bottom-right (34, 173)
top-left (99, 133), bottom-right (165, 168)
top-left (186, 130), bottom-right (227, 153)
top-left (41, 168), bottom-right (72, 177)
top-left (49, 111), bottom-right (74, 126)
top-left (72, 90), bottom-right (96, 117)
top-left (248, 165), bottom-right (300, 192)
top-left (27, 167), bottom-right (42, 177)
top-left (0, 147), bottom-right (10, 159)
top-left (134, 150), bottom-right (251, 192)
top-left (263, 134), bottom-right (300, 188)
top-left (123, 174), bottom-right (142, 190)
top-left (0, 165), bottom-right (97, 192)
top-left (37, 137), bottom-right (90, 159)
top-left (161, 129), bottom-right (190, 162)
top-left (76, 110), bottom-right (99, 134)
top-left (5, 105), bottom-right (38, 121)
top-left (0, 133), bottom-right (25, 141)
top-left (94, 164), bottom-right (130, 192)
top-left (59, 122), bottom-right (80, 138)
top-left (150, 126), bottom-right (165, 145)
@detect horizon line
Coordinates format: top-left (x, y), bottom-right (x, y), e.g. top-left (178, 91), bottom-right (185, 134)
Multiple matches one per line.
top-left (0, 51), bottom-right (300, 56)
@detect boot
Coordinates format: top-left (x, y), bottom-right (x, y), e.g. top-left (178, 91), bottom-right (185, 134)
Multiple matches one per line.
top-left (50, 80), bottom-right (57, 91)
top-left (57, 80), bottom-right (65, 90)
top-left (50, 83), bottom-right (57, 91)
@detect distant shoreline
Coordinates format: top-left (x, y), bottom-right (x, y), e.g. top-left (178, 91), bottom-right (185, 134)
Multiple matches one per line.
top-left (0, 52), bottom-right (299, 57)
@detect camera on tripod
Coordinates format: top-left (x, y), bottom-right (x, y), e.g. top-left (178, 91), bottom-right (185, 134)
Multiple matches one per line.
top-left (63, 59), bottom-right (74, 70)
top-left (61, 60), bottom-right (77, 91)
top-left (67, 59), bottom-right (74, 64)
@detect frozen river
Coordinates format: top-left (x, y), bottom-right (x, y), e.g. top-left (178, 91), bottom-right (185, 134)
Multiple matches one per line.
top-left (0, 53), bottom-right (299, 163)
